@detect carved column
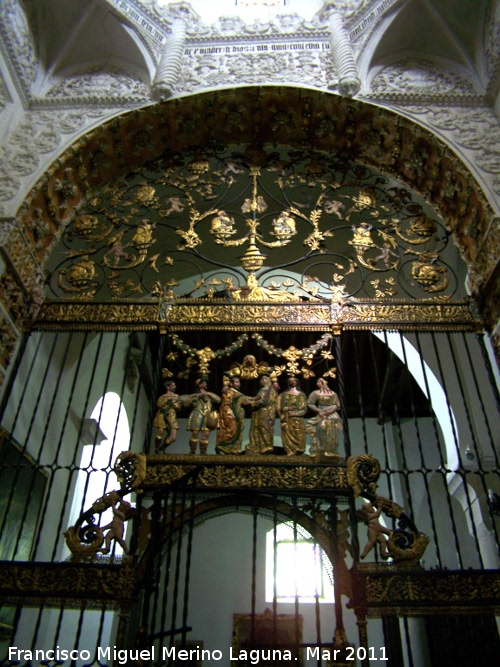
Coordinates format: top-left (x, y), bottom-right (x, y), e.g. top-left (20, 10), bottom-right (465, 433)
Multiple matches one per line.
top-left (322, 7), bottom-right (361, 97)
top-left (151, 15), bottom-right (188, 101)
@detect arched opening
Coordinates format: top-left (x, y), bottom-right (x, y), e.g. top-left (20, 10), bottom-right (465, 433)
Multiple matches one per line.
top-left (66, 391), bottom-right (131, 557)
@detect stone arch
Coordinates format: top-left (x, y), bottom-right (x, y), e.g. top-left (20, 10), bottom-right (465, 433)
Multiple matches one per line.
top-left (14, 87), bottom-right (491, 299)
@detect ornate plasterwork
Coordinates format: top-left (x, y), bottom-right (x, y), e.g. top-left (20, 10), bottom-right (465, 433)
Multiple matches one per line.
top-left (175, 44), bottom-right (334, 94)
top-left (0, 560), bottom-right (137, 608)
top-left (485, 0), bottom-right (500, 88)
top-left (0, 0), bottom-right (497, 231)
top-left (369, 58), bottom-right (480, 102)
top-left (143, 454), bottom-right (349, 491)
top-left (0, 107), bottom-right (124, 216)
top-left (43, 67), bottom-right (150, 105)
top-left (3, 86), bottom-right (491, 338)
top-left (0, 70), bottom-right (11, 113)
top-left (397, 105), bottom-right (500, 211)
top-left (0, 0), bottom-right (37, 104)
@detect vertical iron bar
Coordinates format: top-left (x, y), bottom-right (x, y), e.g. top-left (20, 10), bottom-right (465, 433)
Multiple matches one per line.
top-left (181, 475), bottom-right (198, 645)
top-left (169, 478), bottom-right (188, 647)
top-left (291, 496), bottom-right (301, 659)
top-left (141, 491), bottom-right (162, 651)
top-left (104, 333), bottom-right (133, 559)
top-left (158, 486), bottom-right (177, 649)
top-left (272, 494), bottom-right (278, 646)
top-left (368, 332), bottom-right (397, 494)
top-left (69, 605), bottom-right (86, 667)
top-left (250, 496), bottom-right (258, 645)
top-left (431, 332), bottom-right (482, 568)
top-left (352, 331), bottom-right (370, 455)
top-left (445, 332), bottom-right (485, 567)
top-left (402, 618), bottom-right (415, 667)
top-left (463, 334), bottom-right (498, 461)
top-left (44, 331), bottom-right (103, 560)
top-left (396, 331), bottom-right (439, 563)
top-left (462, 334), bottom-right (500, 558)
top-left (477, 333), bottom-right (500, 411)
top-left (129, 333), bottom-right (153, 453)
top-left (334, 333), bottom-right (351, 456)
top-left (415, 331), bottom-right (462, 567)
top-left (312, 510), bottom-right (322, 654)
top-left (78, 331), bottom-right (120, 522)
top-left (0, 332), bottom-right (60, 544)
top-left (146, 333), bottom-right (169, 455)
top-left (0, 331), bottom-right (32, 423)
top-left (11, 331), bottom-right (74, 559)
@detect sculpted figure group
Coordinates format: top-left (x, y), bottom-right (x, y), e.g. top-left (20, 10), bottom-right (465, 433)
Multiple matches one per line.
top-left (153, 370), bottom-right (343, 457)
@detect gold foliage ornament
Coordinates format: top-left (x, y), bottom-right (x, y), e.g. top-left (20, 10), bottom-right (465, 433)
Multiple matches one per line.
top-left (170, 333), bottom-right (249, 378)
top-left (252, 332), bottom-right (334, 378)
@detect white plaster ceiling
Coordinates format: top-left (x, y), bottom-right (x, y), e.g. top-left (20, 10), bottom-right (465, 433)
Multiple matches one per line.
top-left (0, 0), bottom-right (499, 217)
top-left (15, 0), bottom-right (497, 99)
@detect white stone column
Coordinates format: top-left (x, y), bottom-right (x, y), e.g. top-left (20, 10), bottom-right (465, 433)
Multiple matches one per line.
top-left (324, 8), bottom-right (361, 97)
top-left (151, 15), bottom-right (188, 101)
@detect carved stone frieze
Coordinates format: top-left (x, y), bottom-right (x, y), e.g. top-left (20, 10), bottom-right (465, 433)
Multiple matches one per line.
top-left (2, 221), bottom-right (41, 292)
top-left (174, 46), bottom-right (333, 95)
top-left (0, 68), bottom-right (11, 112)
top-left (0, 259), bottom-right (25, 328)
top-left (0, 311), bottom-right (18, 387)
top-left (0, 0), bottom-right (497, 234)
top-left (469, 216), bottom-right (500, 294)
top-left (43, 67), bottom-right (150, 104)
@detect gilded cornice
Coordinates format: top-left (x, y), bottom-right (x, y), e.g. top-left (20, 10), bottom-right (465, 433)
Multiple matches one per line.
top-left (0, 560), bottom-right (137, 609)
top-left (143, 453), bottom-right (349, 491)
top-left (352, 563), bottom-right (500, 616)
top-left (32, 298), bottom-right (482, 332)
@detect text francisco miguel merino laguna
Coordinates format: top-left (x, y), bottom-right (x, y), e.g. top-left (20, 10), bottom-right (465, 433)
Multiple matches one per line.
top-left (8, 644), bottom-right (347, 663)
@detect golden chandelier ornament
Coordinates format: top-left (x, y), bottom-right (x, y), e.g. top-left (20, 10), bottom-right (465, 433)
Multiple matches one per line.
top-left (209, 166), bottom-right (297, 273)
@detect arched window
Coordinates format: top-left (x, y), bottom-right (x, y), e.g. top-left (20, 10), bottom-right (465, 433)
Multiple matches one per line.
top-left (266, 523), bottom-right (334, 603)
top-left (67, 392), bottom-right (130, 555)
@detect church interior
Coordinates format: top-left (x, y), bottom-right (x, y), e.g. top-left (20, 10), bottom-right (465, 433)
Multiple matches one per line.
top-left (1, 1), bottom-right (500, 666)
